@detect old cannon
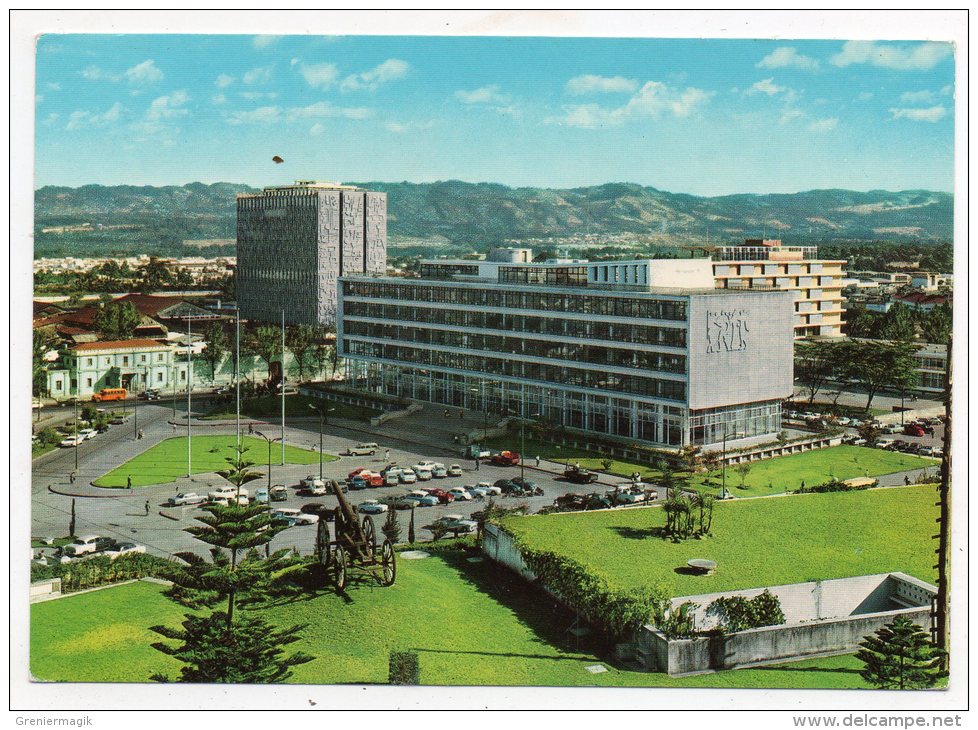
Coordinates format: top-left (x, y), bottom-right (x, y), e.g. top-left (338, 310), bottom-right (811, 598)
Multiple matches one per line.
top-left (315, 479), bottom-right (396, 591)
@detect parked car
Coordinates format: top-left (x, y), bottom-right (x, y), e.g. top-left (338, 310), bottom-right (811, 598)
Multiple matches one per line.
top-left (348, 476), bottom-right (370, 491)
top-left (469, 483), bottom-right (501, 497)
top-left (59, 435), bottom-right (85, 447)
top-left (166, 492), bottom-right (207, 507)
top-left (881, 424), bottom-right (903, 434)
top-left (208, 486), bottom-right (249, 501)
top-left (107, 542), bottom-right (146, 558)
top-left (875, 438), bottom-right (896, 450)
top-left (299, 478), bottom-right (328, 496)
top-left (905, 443), bottom-right (924, 455)
top-left (32, 398), bottom-right (43, 410)
top-left (139, 389), bottom-right (161, 401)
top-left (394, 497), bottom-right (418, 510)
top-left (300, 502), bottom-right (332, 517)
top-left (431, 463), bottom-right (448, 478)
top-left (108, 415), bottom-right (127, 425)
top-left (610, 485), bottom-right (654, 504)
top-left (430, 515), bottom-right (478, 536)
top-left (835, 417), bottom-right (851, 426)
top-left (62, 535), bottom-right (116, 557)
top-left (301, 475), bottom-right (327, 488)
top-left (399, 469), bottom-right (418, 484)
top-left (357, 499), bottom-right (389, 515)
top-left (493, 478), bottom-right (518, 493)
top-left (383, 470), bottom-right (401, 486)
top-left (446, 464), bottom-right (463, 477)
top-left (210, 494), bottom-right (250, 506)
top-left (253, 487), bottom-right (270, 504)
top-left (562, 465), bottom-right (598, 484)
top-left (403, 489), bottom-right (438, 507)
top-left (345, 442), bottom-right (379, 456)
top-left (491, 450), bottom-right (520, 466)
top-left (890, 440), bottom-right (910, 452)
top-left (269, 485), bottom-right (288, 502)
top-left (447, 487), bottom-right (473, 501)
top-left (423, 488), bottom-right (455, 504)
top-left (271, 508), bottom-right (318, 525)
top-left (411, 463), bottom-right (434, 481)
top-left (904, 424), bottom-right (926, 437)
top-left (77, 428), bottom-right (98, 441)
top-left (270, 514), bottom-right (297, 528)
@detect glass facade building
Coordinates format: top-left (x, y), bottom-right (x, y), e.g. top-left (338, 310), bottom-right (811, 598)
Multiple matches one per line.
top-left (338, 260), bottom-right (795, 449)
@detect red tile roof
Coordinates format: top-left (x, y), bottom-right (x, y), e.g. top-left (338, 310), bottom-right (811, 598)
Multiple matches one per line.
top-left (895, 292), bottom-right (948, 307)
top-left (70, 339), bottom-right (166, 352)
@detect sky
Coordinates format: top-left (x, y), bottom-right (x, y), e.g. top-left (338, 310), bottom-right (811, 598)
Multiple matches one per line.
top-left (34, 34), bottom-right (955, 196)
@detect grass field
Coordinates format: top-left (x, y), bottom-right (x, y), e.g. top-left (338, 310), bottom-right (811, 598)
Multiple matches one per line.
top-left (92, 435), bottom-right (334, 488)
top-left (702, 446), bottom-right (936, 497)
top-left (31, 557), bottom-right (875, 688)
top-left (501, 485), bottom-right (937, 596)
top-left (204, 394), bottom-right (382, 423)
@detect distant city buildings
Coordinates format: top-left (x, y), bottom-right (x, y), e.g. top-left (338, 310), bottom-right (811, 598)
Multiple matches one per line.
top-left (338, 250), bottom-right (795, 449)
top-left (711, 239), bottom-right (846, 338)
top-left (235, 181), bottom-right (387, 327)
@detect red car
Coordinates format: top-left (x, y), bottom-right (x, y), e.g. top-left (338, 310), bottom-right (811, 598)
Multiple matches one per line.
top-left (347, 467), bottom-right (384, 486)
top-left (491, 450), bottom-right (521, 466)
top-left (424, 488), bottom-right (455, 505)
top-left (903, 424), bottom-right (925, 437)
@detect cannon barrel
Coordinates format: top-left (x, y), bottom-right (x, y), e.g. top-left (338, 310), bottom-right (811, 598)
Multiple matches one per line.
top-left (330, 478), bottom-right (367, 544)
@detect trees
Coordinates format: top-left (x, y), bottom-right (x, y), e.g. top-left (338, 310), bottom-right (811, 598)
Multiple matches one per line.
top-left (845, 340), bottom-right (918, 410)
top-left (677, 444), bottom-right (704, 474)
top-left (243, 325), bottom-right (281, 382)
top-left (878, 302), bottom-right (917, 343)
top-left (795, 340), bottom-right (839, 404)
top-left (920, 302), bottom-right (952, 345)
top-left (93, 301), bottom-right (141, 340)
top-left (381, 508), bottom-right (401, 544)
top-left (202, 322), bottom-right (229, 380)
top-left (856, 616), bottom-right (947, 689)
top-left (734, 462), bottom-right (752, 489)
top-left (285, 324), bottom-right (319, 382)
top-left (857, 421), bottom-right (882, 447)
top-left (137, 257), bottom-right (176, 291)
top-left (32, 330), bottom-right (56, 397)
top-left (843, 304), bottom-right (877, 339)
top-left (149, 449), bottom-right (314, 683)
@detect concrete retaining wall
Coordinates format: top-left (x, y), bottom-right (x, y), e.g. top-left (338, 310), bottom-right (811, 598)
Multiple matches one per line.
top-left (482, 524), bottom-right (535, 581)
top-left (370, 402), bottom-right (423, 427)
top-left (29, 578), bottom-right (62, 602)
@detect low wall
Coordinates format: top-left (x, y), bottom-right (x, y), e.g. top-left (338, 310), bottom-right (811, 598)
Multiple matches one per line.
top-left (29, 578), bottom-right (62, 602)
top-left (482, 524), bottom-right (535, 581)
top-left (300, 385), bottom-right (403, 413)
top-left (371, 403), bottom-right (423, 427)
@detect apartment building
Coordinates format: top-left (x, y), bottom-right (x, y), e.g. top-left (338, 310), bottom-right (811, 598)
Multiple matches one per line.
top-left (337, 254), bottom-right (795, 449)
top-left (711, 239), bottom-right (846, 338)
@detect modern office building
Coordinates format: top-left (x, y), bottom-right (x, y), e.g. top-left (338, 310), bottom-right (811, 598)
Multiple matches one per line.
top-left (236, 181), bottom-right (387, 327)
top-left (711, 239), bottom-right (847, 338)
top-left (337, 254), bottom-right (795, 449)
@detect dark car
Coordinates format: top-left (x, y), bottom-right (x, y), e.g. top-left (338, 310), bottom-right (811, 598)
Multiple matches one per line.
top-left (301, 503), bottom-right (335, 520)
top-left (903, 423), bottom-right (925, 437)
top-left (510, 477), bottom-right (543, 496)
top-left (493, 478), bottom-right (521, 494)
top-left (109, 416), bottom-right (127, 425)
top-left (92, 536), bottom-right (119, 553)
top-left (562, 465), bottom-right (598, 484)
top-left (583, 493), bottom-right (614, 510)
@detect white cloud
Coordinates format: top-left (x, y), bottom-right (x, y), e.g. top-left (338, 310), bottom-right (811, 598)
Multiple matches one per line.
top-left (341, 58), bottom-right (409, 92)
top-left (546, 80), bottom-right (712, 128)
top-left (310, 123), bottom-right (324, 136)
top-left (386, 120), bottom-right (435, 134)
top-left (81, 65), bottom-right (122, 82)
top-left (857, 91), bottom-right (874, 101)
top-left (779, 108), bottom-right (804, 125)
top-left (240, 91), bottom-right (278, 100)
top-left (46, 82), bottom-right (61, 91)
top-left (299, 62), bottom-right (339, 89)
top-left (889, 105), bottom-right (948, 123)
top-left (566, 74), bottom-right (638, 95)
top-left (756, 47), bottom-right (820, 71)
top-left (243, 66), bottom-right (273, 85)
top-left (746, 78), bottom-right (786, 96)
top-left (42, 112), bottom-right (59, 126)
top-left (228, 106), bottom-right (282, 125)
top-left (287, 101), bottom-right (372, 121)
top-left (455, 85), bottom-right (509, 105)
top-left (65, 102), bottom-right (123, 130)
top-left (125, 60), bottom-right (163, 85)
top-left (215, 73), bottom-right (235, 89)
top-left (807, 117), bottom-right (838, 132)
top-left (899, 90), bottom-right (935, 104)
top-left (253, 35), bottom-right (280, 49)
top-left (830, 41), bottom-right (952, 71)
top-left (212, 94), bottom-right (228, 105)
top-left (145, 91), bottom-right (190, 121)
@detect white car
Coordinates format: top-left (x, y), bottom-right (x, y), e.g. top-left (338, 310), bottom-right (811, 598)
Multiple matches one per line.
top-left (836, 417), bottom-right (851, 426)
top-left (447, 487), bottom-right (473, 501)
top-left (300, 475), bottom-right (326, 488)
top-left (106, 542), bottom-right (146, 558)
top-left (414, 460), bottom-right (439, 470)
top-left (59, 435), bottom-right (85, 447)
top-left (399, 469), bottom-right (418, 484)
top-left (447, 464), bottom-right (463, 477)
top-left (470, 482), bottom-right (501, 497)
top-left (433, 514), bottom-right (478, 534)
top-left (166, 492), bottom-right (207, 507)
top-left (411, 464), bottom-right (434, 481)
top-left (210, 495), bottom-right (250, 507)
top-left (346, 442), bottom-right (379, 456)
top-left (272, 508), bottom-right (318, 525)
top-left (32, 398), bottom-right (43, 410)
top-left (431, 463), bottom-right (448, 478)
top-left (881, 424), bottom-right (903, 434)
top-left (77, 428), bottom-right (98, 441)
top-left (875, 438), bottom-right (896, 450)
top-left (61, 535), bottom-right (103, 557)
top-left (357, 500), bottom-right (389, 515)
top-left (208, 486), bottom-right (249, 501)
top-left (383, 470), bottom-right (401, 486)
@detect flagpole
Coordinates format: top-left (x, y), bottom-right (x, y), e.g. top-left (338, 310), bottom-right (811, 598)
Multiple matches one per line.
top-left (281, 309), bottom-right (286, 466)
top-left (186, 315), bottom-right (192, 477)
top-left (236, 310), bottom-right (241, 450)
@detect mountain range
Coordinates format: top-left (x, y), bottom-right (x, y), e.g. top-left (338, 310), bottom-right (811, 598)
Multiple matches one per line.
top-left (33, 181), bottom-right (953, 259)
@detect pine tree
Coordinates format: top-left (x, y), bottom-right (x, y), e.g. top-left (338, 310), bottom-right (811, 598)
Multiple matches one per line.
top-left (149, 448), bottom-right (314, 682)
top-left (382, 508), bottom-right (401, 544)
top-left (856, 616), bottom-right (947, 689)
top-left (408, 507), bottom-right (416, 544)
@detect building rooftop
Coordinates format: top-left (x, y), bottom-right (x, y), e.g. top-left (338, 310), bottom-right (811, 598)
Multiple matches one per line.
top-left (70, 339), bottom-right (167, 352)
top-left (238, 180), bottom-right (361, 198)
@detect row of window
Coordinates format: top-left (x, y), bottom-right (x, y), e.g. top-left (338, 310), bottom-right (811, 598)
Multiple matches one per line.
top-left (342, 282), bottom-right (689, 320)
top-left (342, 303), bottom-right (688, 347)
top-left (499, 266), bottom-right (589, 286)
top-left (342, 321), bottom-right (687, 374)
top-left (344, 340), bottom-right (687, 401)
top-left (75, 352), bottom-right (167, 367)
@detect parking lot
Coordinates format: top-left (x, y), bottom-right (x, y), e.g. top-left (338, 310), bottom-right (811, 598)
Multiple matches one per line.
top-left (31, 402), bottom-right (636, 561)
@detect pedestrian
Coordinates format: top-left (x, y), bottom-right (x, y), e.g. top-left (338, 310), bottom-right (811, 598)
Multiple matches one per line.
top-left (459, 410), bottom-right (464, 421)
top-left (145, 500), bottom-right (150, 516)
top-left (453, 434), bottom-right (459, 444)
top-left (444, 409), bottom-right (450, 419)
top-left (138, 428), bottom-right (144, 439)
top-left (384, 448), bottom-right (390, 462)
top-left (69, 471), bottom-right (76, 484)
top-left (127, 475), bottom-right (132, 488)
top-left (248, 423), bottom-right (254, 435)
top-left (904, 475), bottom-right (911, 485)
top-left (475, 456), bottom-right (480, 471)
top-left (171, 422), bottom-right (176, 432)
top-left (535, 455), bottom-right (541, 467)
top-left (800, 480), bottom-right (805, 490)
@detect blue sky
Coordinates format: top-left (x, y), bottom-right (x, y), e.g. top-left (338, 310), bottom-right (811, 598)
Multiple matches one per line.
top-left (35, 35), bottom-right (955, 195)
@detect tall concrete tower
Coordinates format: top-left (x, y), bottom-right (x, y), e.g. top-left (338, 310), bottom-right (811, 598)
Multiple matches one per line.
top-left (236, 180), bottom-right (387, 327)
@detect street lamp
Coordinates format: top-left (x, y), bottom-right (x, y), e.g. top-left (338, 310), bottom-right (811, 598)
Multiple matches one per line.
top-left (255, 429), bottom-right (283, 489)
top-left (520, 412), bottom-right (540, 483)
top-left (720, 430), bottom-right (729, 500)
top-left (72, 397), bottom-right (79, 474)
top-left (308, 403), bottom-right (335, 480)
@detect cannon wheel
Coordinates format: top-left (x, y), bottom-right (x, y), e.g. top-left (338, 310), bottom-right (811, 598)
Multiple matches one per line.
top-left (362, 516), bottom-right (377, 559)
top-left (381, 540), bottom-right (396, 586)
top-left (316, 519), bottom-right (331, 567)
top-left (333, 545), bottom-right (348, 592)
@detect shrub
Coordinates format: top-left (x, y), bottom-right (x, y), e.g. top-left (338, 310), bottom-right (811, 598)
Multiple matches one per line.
top-left (52, 553), bottom-right (173, 593)
top-left (706, 589), bottom-right (786, 634)
top-left (794, 479), bottom-right (875, 494)
top-left (652, 600), bottom-right (698, 639)
top-left (389, 651), bottom-right (420, 685)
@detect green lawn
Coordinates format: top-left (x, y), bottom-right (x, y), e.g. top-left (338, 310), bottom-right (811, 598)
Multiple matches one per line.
top-left (31, 558), bottom-right (875, 688)
top-left (502, 485), bottom-right (937, 597)
top-left (204, 394), bottom-right (382, 422)
top-left (705, 446), bottom-right (937, 497)
top-left (93, 435), bottom-right (334, 488)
